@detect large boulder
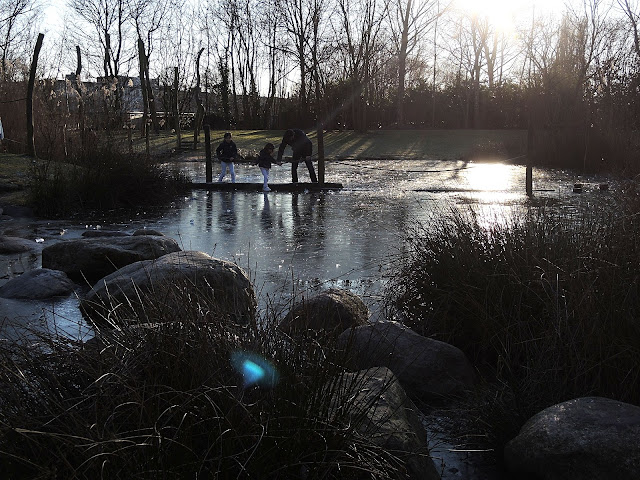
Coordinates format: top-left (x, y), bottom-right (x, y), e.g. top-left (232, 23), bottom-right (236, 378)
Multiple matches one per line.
top-left (337, 321), bottom-right (475, 401)
top-left (504, 396), bottom-right (640, 480)
top-left (42, 235), bottom-right (181, 283)
top-left (0, 268), bottom-right (75, 299)
top-left (0, 236), bottom-right (36, 254)
top-left (334, 367), bottom-right (440, 480)
top-left (279, 288), bottom-right (369, 337)
top-left (81, 250), bottom-right (257, 327)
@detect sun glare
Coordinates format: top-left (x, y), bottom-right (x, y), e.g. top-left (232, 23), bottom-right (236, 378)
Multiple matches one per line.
top-left (454, 0), bottom-right (562, 34)
top-left (456, 0), bottom-right (518, 31)
top-left (465, 163), bottom-right (514, 192)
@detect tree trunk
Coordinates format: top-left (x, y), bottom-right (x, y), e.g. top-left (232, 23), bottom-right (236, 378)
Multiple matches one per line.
top-left (219, 58), bottom-right (231, 129)
top-left (104, 32), bottom-right (111, 78)
top-left (75, 45), bottom-right (86, 154)
top-left (26, 33), bottom-right (44, 158)
top-left (144, 46), bottom-right (159, 134)
top-left (299, 47), bottom-right (308, 124)
top-left (397, 0), bottom-right (412, 128)
top-left (193, 47), bottom-right (204, 148)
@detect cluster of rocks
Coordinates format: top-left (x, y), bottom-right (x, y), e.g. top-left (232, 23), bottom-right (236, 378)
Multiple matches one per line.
top-left (1, 229), bottom-right (639, 479)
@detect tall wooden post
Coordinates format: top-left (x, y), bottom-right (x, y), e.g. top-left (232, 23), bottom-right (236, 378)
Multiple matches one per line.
top-left (173, 67), bottom-right (181, 149)
top-left (138, 38), bottom-right (149, 140)
top-left (193, 47), bottom-right (205, 149)
top-left (204, 124), bottom-right (212, 183)
top-left (526, 113), bottom-right (534, 197)
top-left (26, 33), bottom-right (44, 158)
top-left (317, 125), bottom-right (325, 184)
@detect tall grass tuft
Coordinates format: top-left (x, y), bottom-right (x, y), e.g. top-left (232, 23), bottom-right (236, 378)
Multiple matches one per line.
top-left (0, 287), bottom-right (405, 479)
top-left (387, 197), bottom-right (640, 447)
top-left (29, 143), bottom-right (190, 217)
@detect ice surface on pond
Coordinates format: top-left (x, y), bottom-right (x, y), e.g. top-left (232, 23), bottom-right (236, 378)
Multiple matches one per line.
top-left (0, 159), bottom-right (618, 339)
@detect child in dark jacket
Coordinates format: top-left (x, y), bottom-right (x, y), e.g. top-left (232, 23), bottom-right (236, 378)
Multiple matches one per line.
top-left (257, 143), bottom-right (275, 192)
top-left (216, 132), bottom-right (238, 183)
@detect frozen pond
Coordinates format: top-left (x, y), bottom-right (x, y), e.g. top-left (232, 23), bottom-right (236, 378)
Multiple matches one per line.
top-left (0, 158), bottom-right (618, 340)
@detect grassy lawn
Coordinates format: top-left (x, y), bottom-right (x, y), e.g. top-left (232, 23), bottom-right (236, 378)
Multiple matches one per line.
top-left (0, 153), bottom-right (35, 206)
top-left (135, 129), bottom-right (528, 161)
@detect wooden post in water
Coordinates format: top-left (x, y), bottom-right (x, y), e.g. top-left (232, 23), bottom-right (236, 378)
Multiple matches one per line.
top-left (526, 119), bottom-right (533, 197)
top-left (204, 124), bottom-right (212, 183)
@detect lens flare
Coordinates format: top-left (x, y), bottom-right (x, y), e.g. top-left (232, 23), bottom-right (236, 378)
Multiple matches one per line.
top-left (231, 351), bottom-right (279, 388)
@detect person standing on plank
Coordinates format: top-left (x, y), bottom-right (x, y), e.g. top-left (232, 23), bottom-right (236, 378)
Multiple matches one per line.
top-left (276, 129), bottom-right (318, 183)
top-left (216, 132), bottom-right (237, 183)
top-left (257, 142), bottom-right (276, 192)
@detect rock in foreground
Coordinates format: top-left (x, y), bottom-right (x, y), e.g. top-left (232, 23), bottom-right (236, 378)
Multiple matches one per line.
top-left (81, 250), bottom-right (256, 327)
top-left (335, 367), bottom-right (440, 480)
top-left (337, 321), bottom-right (475, 401)
top-left (279, 288), bottom-right (369, 337)
top-left (0, 268), bottom-right (75, 299)
top-left (42, 235), bottom-right (181, 283)
top-left (504, 396), bottom-right (640, 480)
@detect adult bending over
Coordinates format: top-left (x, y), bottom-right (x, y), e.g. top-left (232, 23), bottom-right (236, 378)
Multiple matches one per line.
top-left (276, 129), bottom-right (317, 183)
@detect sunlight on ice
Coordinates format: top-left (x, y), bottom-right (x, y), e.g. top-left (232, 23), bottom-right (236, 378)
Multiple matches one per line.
top-left (464, 163), bottom-right (514, 192)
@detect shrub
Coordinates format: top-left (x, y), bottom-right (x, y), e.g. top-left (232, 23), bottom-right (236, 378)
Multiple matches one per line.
top-left (28, 143), bottom-right (190, 217)
top-left (387, 200), bottom-right (640, 445)
top-left (0, 287), bottom-right (405, 479)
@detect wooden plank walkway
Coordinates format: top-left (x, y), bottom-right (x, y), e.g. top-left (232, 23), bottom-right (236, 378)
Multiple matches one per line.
top-left (191, 182), bottom-right (343, 192)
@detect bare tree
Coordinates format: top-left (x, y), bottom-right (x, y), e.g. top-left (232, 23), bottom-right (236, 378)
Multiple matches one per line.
top-left (276, 0), bottom-right (316, 124)
top-left (335, 0), bottom-right (387, 131)
top-left (0, 0), bottom-right (41, 81)
top-left (68, 0), bottom-right (132, 123)
top-left (445, 12), bottom-right (487, 127)
top-left (257, 0), bottom-right (287, 128)
top-left (618, 0), bottom-right (640, 59)
top-left (387, 0), bottom-right (448, 127)
top-left (129, 0), bottom-right (173, 134)
top-left (232, 0), bottom-right (261, 127)
top-left (522, 0), bottom-right (613, 167)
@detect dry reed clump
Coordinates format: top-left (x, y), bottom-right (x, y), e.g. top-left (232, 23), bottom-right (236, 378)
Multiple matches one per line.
top-left (388, 202), bottom-right (640, 449)
top-left (29, 143), bottom-right (190, 217)
top-left (0, 286), bottom-right (406, 479)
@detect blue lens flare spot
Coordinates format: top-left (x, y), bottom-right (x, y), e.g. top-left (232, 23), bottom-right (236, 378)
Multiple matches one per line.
top-left (243, 360), bottom-right (265, 385)
top-left (231, 351), bottom-right (279, 388)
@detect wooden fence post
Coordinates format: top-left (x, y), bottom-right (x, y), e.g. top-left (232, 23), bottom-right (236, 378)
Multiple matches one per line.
top-left (526, 119), bottom-right (533, 197)
top-left (204, 124), bottom-right (212, 183)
